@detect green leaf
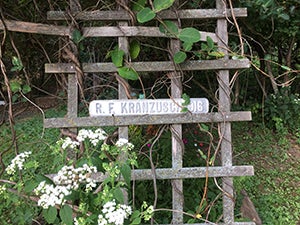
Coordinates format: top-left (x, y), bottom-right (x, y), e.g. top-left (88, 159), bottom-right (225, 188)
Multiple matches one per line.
top-left (113, 187), bottom-right (124, 203)
top-left (132, 0), bottom-right (147, 11)
top-left (22, 84), bottom-right (31, 94)
top-left (153, 0), bottom-right (175, 12)
top-left (208, 51), bottom-right (225, 58)
top-left (182, 93), bottom-right (190, 106)
top-left (111, 48), bottom-right (125, 67)
top-left (173, 51), bottom-right (187, 64)
top-left (131, 217), bottom-right (142, 224)
top-left (264, 54), bottom-right (272, 60)
top-left (24, 181), bottom-right (38, 194)
top-left (200, 123), bottom-right (209, 131)
top-left (10, 81), bottom-right (21, 93)
top-left (120, 163), bottom-right (131, 186)
top-left (43, 207), bottom-right (57, 224)
top-left (118, 67), bottom-right (139, 80)
top-left (11, 56), bottom-right (23, 71)
top-left (279, 13), bottom-right (290, 20)
top-left (182, 42), bottom-right (193, 51)
top-left (130, 40), bottom-right (141, 59)
top-left (181, 107), bottom-right (188, 113)
top-left (72, 29), bottom-right (84, 45)
top-left (281, 65), bottom-right (292, 71)
top-left (60, 205), bottom-right (73, 225)
top-left (137, 7), bottom-right (156, 23)
top-left (201, 43), bottom-right (208, 51)
top-left (159, 20), bottom-right (178, 36)
top-left (206, 36), bottom-right (214, 51)
top-left (178, 28), bottom-right (201, 43)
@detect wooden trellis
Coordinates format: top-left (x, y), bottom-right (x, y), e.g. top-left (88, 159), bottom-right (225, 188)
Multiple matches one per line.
top-left (43, 0), bottom-right (255, 224)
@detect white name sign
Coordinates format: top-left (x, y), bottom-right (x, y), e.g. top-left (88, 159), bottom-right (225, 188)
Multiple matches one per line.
top-left (89, 98), bottom-right (209, 116)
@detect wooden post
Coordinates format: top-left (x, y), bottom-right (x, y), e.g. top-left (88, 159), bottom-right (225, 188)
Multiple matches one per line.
top-left (117, 0), bottom-right (129, 204)
top-left (67, 0), bottom-right (80, 121)
top-left (216, 0), bottom-right (234, 223)
top-left (170, 1), bottom-right (184, 223)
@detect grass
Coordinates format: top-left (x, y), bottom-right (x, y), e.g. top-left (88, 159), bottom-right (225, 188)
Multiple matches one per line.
top-left (0, 108), bottom-right (299, 224)
top-left (233, 122), bottom-right (300, 225)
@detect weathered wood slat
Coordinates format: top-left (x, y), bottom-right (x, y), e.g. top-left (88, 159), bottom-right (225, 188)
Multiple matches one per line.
top-left (0, 19), bottom-right (216, 41)
top-left (47, 8), bottom-right (247, 21)
top-left (83, 27), bottom-right (217, 42)
top-left (45, 59), bottom-right (250, 74)
top-left (43, 111), bottom-right (252, 128)
top-left (89, 166), bottom-right (254, 182)
top-left (0, 19), bottom-right (69, 36)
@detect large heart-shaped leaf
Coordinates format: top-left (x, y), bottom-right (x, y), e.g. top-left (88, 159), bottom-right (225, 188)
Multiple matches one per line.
top-left (159, 20), bottom-right (178, 37)
top-left (118, 67), bottom-right (139, 80)
top-left (137, 7), bottom-right (156, 23)
top-left (43, 207), bottom-right (58, 224)
top-left (178, 28), bottom-right (201, 43)
top-left (111, 48), bottom-right (125, 67)
top-left (173, 51), bottom-right (187, 64)
top-left (60, 205), bottom-right (73, 225)
top-left (130, 40), bottom-right (141, 59)
top-left (153, 0), bottom-right (175, 12)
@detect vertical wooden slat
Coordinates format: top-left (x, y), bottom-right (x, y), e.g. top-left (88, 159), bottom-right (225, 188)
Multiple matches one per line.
top-left (216, 0), bottom-right (234, 224)
top-left (169, 2), bottom-right (184, 223)
top-left (67, 0), bottom-right (80, 120)
top-left (117, 0), bottom-right (129, 204)
top-left (117, 1), bottom-right (129, 144)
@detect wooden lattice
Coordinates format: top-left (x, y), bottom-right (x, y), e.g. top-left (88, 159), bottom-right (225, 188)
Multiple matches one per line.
top-left (43, 1), bottom-right (255, 224)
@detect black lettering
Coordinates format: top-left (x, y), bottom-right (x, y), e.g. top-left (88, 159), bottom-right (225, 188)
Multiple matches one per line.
top-left (121, 103), bottom-right (128, 113)
top-left (156, 102), bottom-right (162, 113)
top-left (136, 102), bottom-right (141, 113)
top-left (150, 102), bottom-right (155, 113)
top-left (142, 102), bottom-right (148, 113)
top-left (170, 102), bottom-right (177, 112)
top-left (197, 101), bottom-right (203, 112)
top-left (108, 102), bottom-right (114, 114)
top-left (95, 103), bottom-right (102, 114)
top-left (163, 102), bottom-right (168, 112)
top-left (128, 102), bottom-right (135, 113)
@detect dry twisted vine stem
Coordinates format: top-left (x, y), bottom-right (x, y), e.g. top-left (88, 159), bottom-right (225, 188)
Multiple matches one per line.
top-left (0, 9), bottom-right (19, 176)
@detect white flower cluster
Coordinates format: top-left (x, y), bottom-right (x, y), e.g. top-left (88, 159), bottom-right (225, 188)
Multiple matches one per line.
top-left (6, 151), bottom-right (32, 175)
top-left (77, 129), bottom-right (107, 146)
top-left (60, 129), bottom-right (107, 150)
top-left (61, 137), bottom-right (79, 150)
top-left (35, 164), bottom-right (97, 209)
top-left (53, 164), bottom-right (97, 191)
top-left (97, 200), bottom-right (132, 225)
top-left (115, 138), bottom-right (134, 151)
top-left (0, 185), bottom-right (6, 194)
top-left (34, 181), bottom-right (71, 209)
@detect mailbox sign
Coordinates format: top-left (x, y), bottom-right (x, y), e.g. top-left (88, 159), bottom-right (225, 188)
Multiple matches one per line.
top-left (89, 98), bottom-right (209, 116)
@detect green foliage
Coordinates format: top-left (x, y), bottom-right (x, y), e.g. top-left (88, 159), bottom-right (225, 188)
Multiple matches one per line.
top-left (11, 56), bottom-right (23, 72)
top-left (173, 51), bottom-right (187, 64)
top-left (117, 67), bottom-right (139, 80)
top-left (233, 123), bottom-right (300, 224)
top-left (264, 87), bottom-right (300, 132)
top-left (159, 20), bottom-right (179, 37)
top-left (178, 27), bottom-right (201, 44)
top-left (129, 40), bottom-right (141, 60)
top-left (137, 7), bottom-right (156, 23)
top-left (108, 46), bottom-right (139, 80)
top-left (153, 0), bottom-right (175, 12)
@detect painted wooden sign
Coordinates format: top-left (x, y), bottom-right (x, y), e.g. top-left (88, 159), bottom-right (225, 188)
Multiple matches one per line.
top-left (89, 98), bottom-right (209, 116)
